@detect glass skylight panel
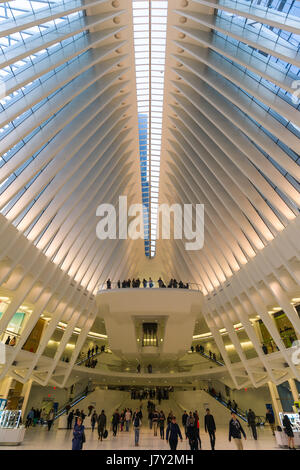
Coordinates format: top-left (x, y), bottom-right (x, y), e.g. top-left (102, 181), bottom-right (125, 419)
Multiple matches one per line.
top-left (133, 0), bottom-right (168, 257)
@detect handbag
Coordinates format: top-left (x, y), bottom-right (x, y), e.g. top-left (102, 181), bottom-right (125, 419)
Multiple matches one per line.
top-left (103, 429), bottom-right (108, 439)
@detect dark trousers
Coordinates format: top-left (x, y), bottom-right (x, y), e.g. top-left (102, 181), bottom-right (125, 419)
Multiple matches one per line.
top-left (47, 420), bottom-right (53, 431)
top-left (98, 426), bottom-right (104, 440)
top-left (160, 426), bottom-right (164, 439)
top-left (250, 424), bottom-right (257, 440)
top-left (113, 423), bottom-right (118, 436)
top-left (208, 430), bottom-right (216, 450)
top-left (169, 439), bottom-right (178, 450)
top-left (189, 438), bottom-right (198, 450)
top-left (67, 419), bottom-right (73, 430)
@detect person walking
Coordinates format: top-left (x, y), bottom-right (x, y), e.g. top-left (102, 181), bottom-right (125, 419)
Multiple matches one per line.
top-left (91, 410), bottom-right (97, 432)
top-left (158, 411), bottom-right (166, 439)
top-left (152, 409), bottom-right (159, 436)
top-left (148, 410), bottom-right (153, 429)
top-left (97, 410), bottom-right (106, 441)
top-left (166, 416), bottom-right (183, 451)
top-left (182, 410), bottom-right (188, 438)
top-left (125, 409), bottom-right (131, 432)
top-left (133, 410), bottom-right (142, 447)
top-left (72, 416), bottom-right (85, 450)
top-left (229, 412), bottom-right (246, 450)
top-left (26, 408), bottom-right (34, 428)
top-left (265, 408), bottom-right (276, 436)
top-left (204, 408), bottom-right (216, 450)
top-left (112, 409), bottom-right (120, 437)
top-left (47, 409), bottom-right (55, 431)
top-left (247, 409), bottom-right (257, 440)
top-left (186, 413), bottom-right (198, 450)
top-left (67, 410), bottom-right (74, 430)
top-left (283, 414), bottom-right (296, 450)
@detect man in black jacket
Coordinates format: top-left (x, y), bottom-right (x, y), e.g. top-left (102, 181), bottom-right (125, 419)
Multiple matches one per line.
top-left (166, 416), bottom-right (183, 450)
top-left (265, 408), bottom-right (275, 435)
top-left (229, 412), bottom-right (246, 450)
top-left (204, 408), bottom-right (216, 450)
top-left (247, 409), bottom-right (257, 440)
top-left (182, 411), bottom-right (188, 438)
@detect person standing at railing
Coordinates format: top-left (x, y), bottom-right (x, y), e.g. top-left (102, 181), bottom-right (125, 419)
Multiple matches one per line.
top-left (106, 279), bottom-right (111, 289)
top-left (247, 409), bottom-right (257, 440)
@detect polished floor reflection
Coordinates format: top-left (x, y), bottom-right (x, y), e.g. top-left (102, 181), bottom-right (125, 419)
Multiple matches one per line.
top-left (2, 423), bottom-right (283, 450)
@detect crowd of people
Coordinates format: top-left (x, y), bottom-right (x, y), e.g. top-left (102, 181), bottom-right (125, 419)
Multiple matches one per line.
top-left (24, 395), bottom-right (298, 451)
top-left (191, 344), bottom-right (223, 364)
top-left (131, 389), bottom-right (171, 401)
top-left (67, 404), bottom-right (247, 451)
top-left (25, 407), bottom-right (55, 431)
top-left (106, 278), bottom-right (190, 289)
top-left (77, 345), bottom-right (105, 368)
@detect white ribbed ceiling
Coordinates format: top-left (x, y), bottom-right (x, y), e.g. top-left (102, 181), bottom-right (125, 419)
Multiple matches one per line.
top-left (0, 0), bottom-right (299, 295)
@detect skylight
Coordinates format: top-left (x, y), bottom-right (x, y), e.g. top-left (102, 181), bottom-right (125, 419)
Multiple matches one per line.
top-left (132, 0), bottom-right (168, 257)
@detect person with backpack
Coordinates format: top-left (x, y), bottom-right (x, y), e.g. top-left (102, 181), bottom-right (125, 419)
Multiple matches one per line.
top-left (133, 409), bottom-right (142, 447)
top-left (166, 416), bottom-right (183, 450)
top-left (97, 410), bottom-right (106, 441)
top-left (204, 408), bottom-right (216, 450)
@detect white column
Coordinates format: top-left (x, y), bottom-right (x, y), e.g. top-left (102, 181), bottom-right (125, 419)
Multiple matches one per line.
top-left (268, 381), bottom-right (283, 424)
top-left (21, 380), bottom-right (33, 418)
top-left (288, 378), bottom-right (299, 402)
top-left (0, 376), bottom-right (13, 399)
top-left (253, 320), bottom-right (264, 343)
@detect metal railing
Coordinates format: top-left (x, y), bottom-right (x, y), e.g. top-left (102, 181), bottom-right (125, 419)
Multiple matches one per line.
top-left (196, 349), bottom-right (225, 367)
top-left (206, 390), bottom-right (266, 425)
top-left (98, 281), bottom-right (202, 292)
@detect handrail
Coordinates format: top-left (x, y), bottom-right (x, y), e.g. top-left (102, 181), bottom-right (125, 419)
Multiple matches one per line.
top-left (196, 350), bottom-right (225, 367)
top-left (75, 349), bottom-right (103, 366)
top-left (55, 388), bottom-right (95, 420)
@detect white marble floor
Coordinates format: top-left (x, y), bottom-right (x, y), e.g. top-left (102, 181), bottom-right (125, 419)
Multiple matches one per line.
top-left (1, 423), bottom-right (285, 450)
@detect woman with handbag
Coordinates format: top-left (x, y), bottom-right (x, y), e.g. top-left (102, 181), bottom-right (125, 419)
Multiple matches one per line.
top-left (283, 414), bottom-right (296, 450)
top-left (72, 417), bottom-right (85, 450)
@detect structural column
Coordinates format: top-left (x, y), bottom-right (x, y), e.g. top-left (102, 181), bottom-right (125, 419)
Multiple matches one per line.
top-left (21, 379), bottom-right (33, 418)
top-left (0, 376), bottom-right (13, 399)
top-left (288, 378), bottom-right (299, 403)
top-left (268, 381), bottom-right (283, 424)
